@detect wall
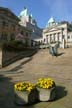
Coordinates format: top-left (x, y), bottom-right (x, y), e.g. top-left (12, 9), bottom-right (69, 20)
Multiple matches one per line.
top-left (0, 47), bottom-right (37, 68)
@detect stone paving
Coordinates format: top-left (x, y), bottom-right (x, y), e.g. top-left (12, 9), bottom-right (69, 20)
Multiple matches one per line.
top-left (0, 48), bottom-right (72, 108)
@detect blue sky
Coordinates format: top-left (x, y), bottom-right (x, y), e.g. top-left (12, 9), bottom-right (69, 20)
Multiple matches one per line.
top-left (0, 0), bottom-right (72, 28)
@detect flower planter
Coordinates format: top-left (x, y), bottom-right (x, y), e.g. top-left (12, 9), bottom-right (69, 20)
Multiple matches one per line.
top-left (37, 87), bottom-right (56, 101)
top-left (14, 89), bottom-right (38, 105)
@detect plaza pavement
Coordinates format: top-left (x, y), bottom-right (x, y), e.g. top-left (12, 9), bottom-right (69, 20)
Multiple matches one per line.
top-left (0, 48), bottom-right (72, 108)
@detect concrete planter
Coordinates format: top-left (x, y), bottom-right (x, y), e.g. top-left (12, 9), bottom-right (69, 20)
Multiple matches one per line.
top-left (14, 89), bottom-right (38, 105)
top-left (37, 87), bottom-right (56, 101)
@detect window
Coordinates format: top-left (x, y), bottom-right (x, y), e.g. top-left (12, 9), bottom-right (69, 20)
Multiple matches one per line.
top-left (12, 25), bottom-right (15, 31)
top-left (0, 34), bottom-right (1, 39)
top-left (1, 34), bottom-right (7, 40)
top-left (26, 32), bottom-right (28, 37)
top-left (54, 33), bottom-right (56, 41)
top-left (44, 38), bottom-right (45, 42)
top-left (11, 34), bottom-right (15, 40)
top-left (50, 34), bottom-right (52, 42)
top-left (62, 28), bottom-right (64, 31)
top-left (2, 21), bottom-right (6, 28)
top-left (46, 35), bottom-right (48, 37)
top-left (46, 35), bottom-right (48, 43)
top-left (3, 21), bottom-right (6, 25)
top-left (68, 35), bottom-right (70, 39)
top-left (41, 40), bottom-right (42, 43)
top-left (21, 31), bottom-right (24, 35)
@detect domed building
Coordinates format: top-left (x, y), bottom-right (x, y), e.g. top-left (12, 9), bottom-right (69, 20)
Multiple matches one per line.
top-left (18, 7), bottom-right (42, 46)
top-left (43, 17), bottom-right (72, 48)
top-left (19, 7), bottom-right (29, 17)
top-left (19, 7), bottom-right (37, 26)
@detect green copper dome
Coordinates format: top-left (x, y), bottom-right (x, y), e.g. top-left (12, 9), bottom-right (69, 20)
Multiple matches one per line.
top-left (48, 17), bottom-right (55, 23)
top-left (46, 17), bottom-right (58, 28)
top-left (19, 7), bottom-right (29, 17)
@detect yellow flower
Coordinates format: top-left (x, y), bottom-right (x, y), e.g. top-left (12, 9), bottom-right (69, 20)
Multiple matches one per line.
top-left (36, 78), bottom-right (55, 89)
top-left (14, 82), bottom-right (35, 92)
top-left (26, 87), bottom-right (32, 92)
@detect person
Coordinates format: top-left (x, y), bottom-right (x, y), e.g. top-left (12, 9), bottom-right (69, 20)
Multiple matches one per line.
top-left (49, 43), bottom-right (58, 57)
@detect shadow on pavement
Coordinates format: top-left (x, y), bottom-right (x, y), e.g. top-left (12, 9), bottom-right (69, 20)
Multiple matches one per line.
top-left (14, 89), bottom-right (39, 108)
top-left (0, 57), bottom-right (32, 74)
top-left (55, 86), bottom-right (67, 100)
top-left (0, 75), bottom-right (68, 108)
top-left (0, 48), bottom-right (39, 73)
top-left (57, 52), bottom-right (65, 57)
top-left (9, 48), bottom-right (39, 72)
top-left (10, 57), bottom-right (32, 72)
top-left (0, 74), bottom-right (36, 108)
top-left (0, 74), bottom-right (14, 108)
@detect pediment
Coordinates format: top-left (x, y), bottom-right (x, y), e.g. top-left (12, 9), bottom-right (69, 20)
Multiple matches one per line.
top-left (48, 27), bottom-right (60, 32)
top-left (43, 26), bottom-right (62, 33)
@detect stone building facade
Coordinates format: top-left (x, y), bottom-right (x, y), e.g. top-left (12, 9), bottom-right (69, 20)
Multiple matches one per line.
top-left (18, 7), bottom-right (42, 45)
top-left (0, 7), bottom-right (31, 46)
top-left (0, 7), bottom-right (20, 42)
top-left (67, 32), bottom-right (72, 47)
top-left (43, 17), bottom-right (72, 48)
top-left (16, 25), bottom-right (32, 46)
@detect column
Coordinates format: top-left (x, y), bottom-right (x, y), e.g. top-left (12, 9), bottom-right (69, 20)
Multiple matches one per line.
top-left (52, 34), bottom-right (55, 42)
top-left (46, 35), bottom-right (48, 44)
top-left (59, 32), bottom-right (63, 42)
top-left (51, 34), bottom-right (54, 41)
top-left (59, 32), bottom-right (63, 48)
top-left (48, 35), bottom-right (50, 43)
top-left (55, 33), bottom-right (58, 41)
top-left (50, 34), bottom-right (52, 43)
top-left (57, 33), bottom-right (59, 42)
top-left (53, 34), bottom-right (55, 42)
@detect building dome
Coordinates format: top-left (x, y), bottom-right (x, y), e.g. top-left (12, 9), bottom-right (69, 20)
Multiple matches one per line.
top-left (18, 7), bottom-right (37, 26)
top-left (48, 17), bottom-right (55, 23)
top-left (46, 17), bottom-right (58, 28)
top-left (19, 7), bottom-right (29, 17)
